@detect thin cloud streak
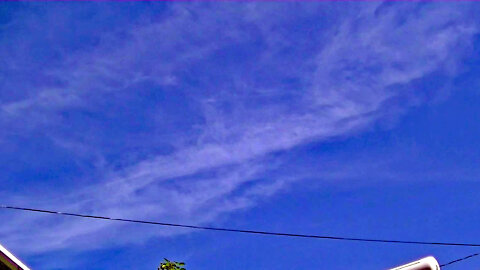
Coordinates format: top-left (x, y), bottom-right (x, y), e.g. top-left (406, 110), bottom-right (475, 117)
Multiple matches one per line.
top-left (0, 2), bottom-right (478, 255)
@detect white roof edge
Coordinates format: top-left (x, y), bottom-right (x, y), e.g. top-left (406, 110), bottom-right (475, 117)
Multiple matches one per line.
top-left (389, 256), bottom-right (440, 270)
top-left (0, 243), bottom-right (31, 270)
top-left (421, 256), bottom-right (441, 270)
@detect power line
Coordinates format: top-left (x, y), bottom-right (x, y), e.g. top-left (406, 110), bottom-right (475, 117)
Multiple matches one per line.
top-left (1, 205), bottom-right (480, 247)
top-left (440, 253), bottom-right (479, 267)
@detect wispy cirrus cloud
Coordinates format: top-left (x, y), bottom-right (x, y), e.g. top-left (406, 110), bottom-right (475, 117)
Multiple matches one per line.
top-left (0, 2), bottom-right (479, 257)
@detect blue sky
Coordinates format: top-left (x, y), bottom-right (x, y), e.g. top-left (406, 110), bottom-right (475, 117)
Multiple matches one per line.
top-left (1, 2), bottom-right (480, 269)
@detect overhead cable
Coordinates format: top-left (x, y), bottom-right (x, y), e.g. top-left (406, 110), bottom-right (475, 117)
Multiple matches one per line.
top-left (1, 205), bottom-right (480, 247)
top-left (440, 253), bottom-right (479, 267)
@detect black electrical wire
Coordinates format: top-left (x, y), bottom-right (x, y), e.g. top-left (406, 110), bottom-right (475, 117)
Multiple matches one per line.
top-left (440, 253), bottom-right (479, 267)
top-left (2, 205), bottom-right (480, 247)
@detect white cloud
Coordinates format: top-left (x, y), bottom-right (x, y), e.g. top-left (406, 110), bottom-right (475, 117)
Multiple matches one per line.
top-left (0, 2), bottom-right (478, 257)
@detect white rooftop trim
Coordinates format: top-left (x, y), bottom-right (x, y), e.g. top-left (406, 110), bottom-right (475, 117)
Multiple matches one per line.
top-left (0, 243), bottom-right (31, 270)
top-left (389, 256), bottom-right (440, 270)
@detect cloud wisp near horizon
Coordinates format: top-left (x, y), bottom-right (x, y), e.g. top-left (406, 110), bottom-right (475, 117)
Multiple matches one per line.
top-left (1, 2), bottom-right (479, 261)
